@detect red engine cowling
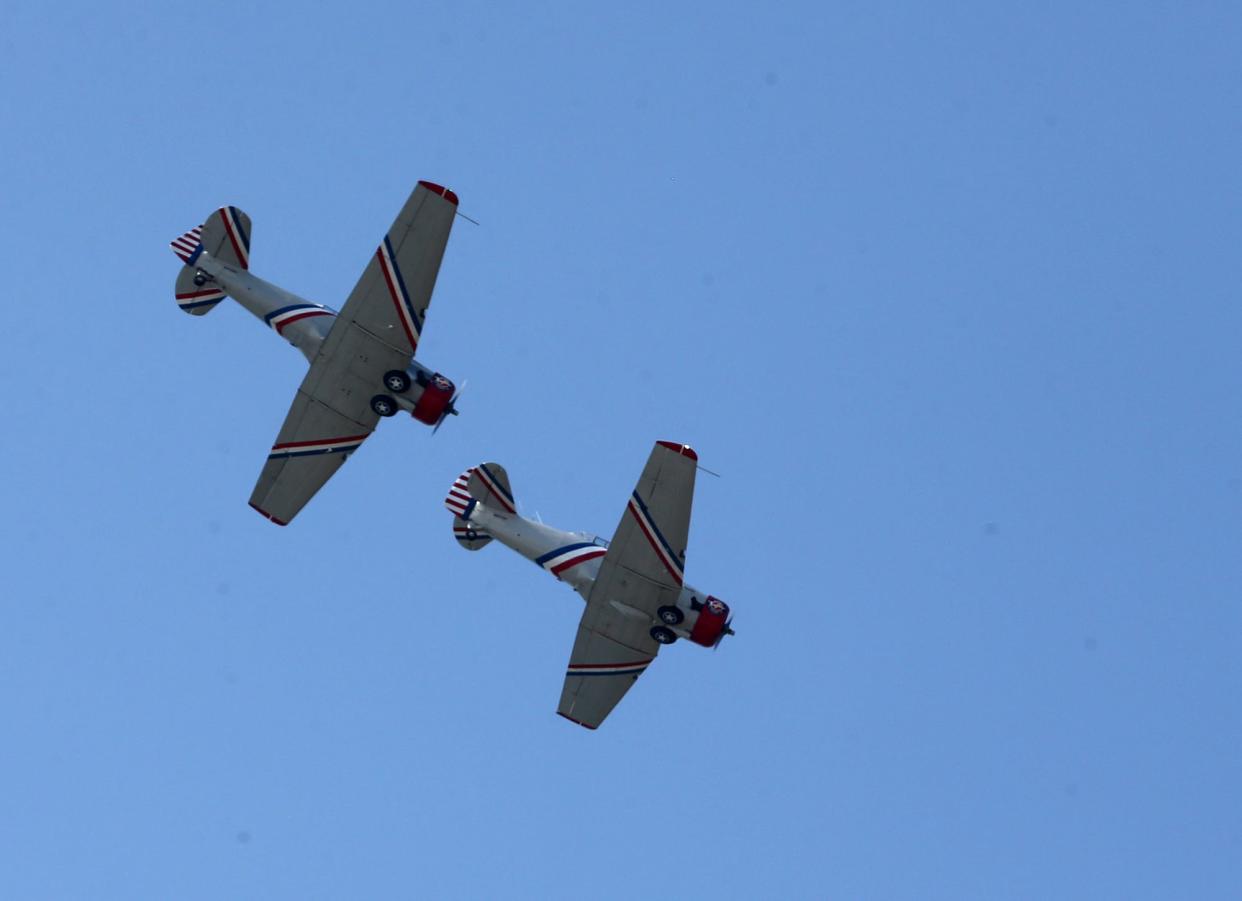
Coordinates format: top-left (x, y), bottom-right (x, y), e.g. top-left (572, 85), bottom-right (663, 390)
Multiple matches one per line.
top-left (412, 373), bottom-right (455, 425)
top-left (689, 596), bottom-right (731, 647)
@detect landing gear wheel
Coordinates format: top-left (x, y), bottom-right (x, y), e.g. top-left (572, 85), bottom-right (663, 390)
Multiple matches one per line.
top-left (650, 626), bottom-right (678, 645)
top-left (370, 394), bottom-right (398, 417)
top-left (192, 272), bottom-right (208, 287)
top-left (383, 370), bottom-right (411, 393)
top-left (657, 605), bottom-right (684, 625)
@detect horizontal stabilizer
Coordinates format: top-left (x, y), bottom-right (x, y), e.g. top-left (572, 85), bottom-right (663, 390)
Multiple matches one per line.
top-left (468, 464), bottom-right (516, 514)
top-left (452, 516), bottom-right (492, 550)
top-left (444, 463), bottom-right (515, 517)
top-left (200, 206), bottom-right (252, 270)
top-left (174, 264), bottom-right (226, 315)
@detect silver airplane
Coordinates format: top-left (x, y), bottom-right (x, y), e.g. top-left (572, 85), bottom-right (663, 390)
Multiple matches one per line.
top-left (169, 182), bottom-right (461, 525)
top-left (445, 441), bottom-right (734, 729)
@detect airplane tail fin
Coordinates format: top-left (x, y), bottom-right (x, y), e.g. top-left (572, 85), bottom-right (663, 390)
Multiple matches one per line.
top-left (169, 206), bottom-right (252, 315)
top-left (444, 463), bottom-right (517, 550)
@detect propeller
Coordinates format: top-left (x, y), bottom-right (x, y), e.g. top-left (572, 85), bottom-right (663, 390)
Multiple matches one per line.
top-left (712, 617), bottom-right (735, 651)
top-left (432, 380), bottom-right (466, 435)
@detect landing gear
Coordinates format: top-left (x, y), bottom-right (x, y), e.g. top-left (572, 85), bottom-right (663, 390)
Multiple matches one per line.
top-left (383, 370), bottom-right (411, 393)
top-left (657, 605), bottom-right (684, 625)
top-left (192, 271), bottom-right (210, 287)
top-left (650, 626), bottom-right (678, 645)
top-left (370, 394), bottom-right (398, 417)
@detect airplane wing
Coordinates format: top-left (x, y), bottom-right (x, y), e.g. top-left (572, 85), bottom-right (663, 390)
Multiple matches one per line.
top-left (558, 615), bottom-right (660, 730)
top-left (557, 441), bottom-right (698, 728)
top-left (248, 182), bottom-right (459, 525)
top-left (593, 440), bottom-right (697, 599)
top-left (248, 388), bottom-right (378, 525)
top-left (323, 180), bottom-right (459, 360)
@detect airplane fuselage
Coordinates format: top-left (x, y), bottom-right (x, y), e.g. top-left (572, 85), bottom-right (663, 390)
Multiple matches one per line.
top-left (191, 252), bottom-right (452, 418)
top-left (193, 253), bottom-right (334, 362)
top-left (464, 502), bottom-right (717, 642)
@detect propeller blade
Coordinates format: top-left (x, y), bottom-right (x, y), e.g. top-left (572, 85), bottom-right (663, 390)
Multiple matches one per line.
top-left (713, 617), bottom-right (735, 650)
top-left (432, 381), bottom-right (466, 435)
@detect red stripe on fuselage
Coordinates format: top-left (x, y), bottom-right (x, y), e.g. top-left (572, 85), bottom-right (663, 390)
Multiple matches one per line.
top-left (550, 549), bottom-right (607, 576)
top-left (274, 310), bottom-right (335, 334)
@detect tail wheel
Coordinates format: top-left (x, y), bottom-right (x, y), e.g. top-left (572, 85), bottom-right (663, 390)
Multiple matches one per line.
top-left (383, 370), bottom-right (412, 393)
top-left (370, 395), bottom-right (398, 417)
top-left (657, 606), bottom-right (684, 625)
top-left (650, 626), bottom-right (678, 645)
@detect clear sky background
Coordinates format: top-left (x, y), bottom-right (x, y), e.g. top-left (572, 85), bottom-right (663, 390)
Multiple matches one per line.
top-left (1, 2), bottom-right (1240, 898)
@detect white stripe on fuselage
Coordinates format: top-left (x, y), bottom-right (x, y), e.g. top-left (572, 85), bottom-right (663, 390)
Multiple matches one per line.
top-left (460, 495), bottom-right (713, 643)
top-left (463, 504), bottom-right (603, 601)
top-left (193, 251), bottom-right (337, 363)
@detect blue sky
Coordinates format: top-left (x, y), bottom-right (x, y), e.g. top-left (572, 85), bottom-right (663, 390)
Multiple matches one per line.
top-left (2, 2), bottom-right (1241, 898)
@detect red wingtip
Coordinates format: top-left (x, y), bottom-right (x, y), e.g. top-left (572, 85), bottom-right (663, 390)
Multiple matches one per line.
top-left (656, 440), bottom-right (698, 461)
top-left (418, 180), bottom-right (459, 206)
top-left (248, 502), bottom-right (288, 526)
top-left (558, 712), bottom-right (598, 730)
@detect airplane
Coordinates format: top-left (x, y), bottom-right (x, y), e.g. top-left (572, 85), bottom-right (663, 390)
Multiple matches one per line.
top-left (169, 181), bottom-right (462, 525)
top-left (444, 441), bottom-right (734, 729)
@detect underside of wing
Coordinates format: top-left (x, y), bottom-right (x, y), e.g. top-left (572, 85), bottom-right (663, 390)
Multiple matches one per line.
top-left (558, 608), bottom-right (661, 730)
top-left (248, 182), bottom-right (459, 525)
top-left (248, 372), bottom-right (382, 525)
top-left (588, 441), bottom-right (699, 615)
top-left (325, 181), bottom-right (458, 360)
